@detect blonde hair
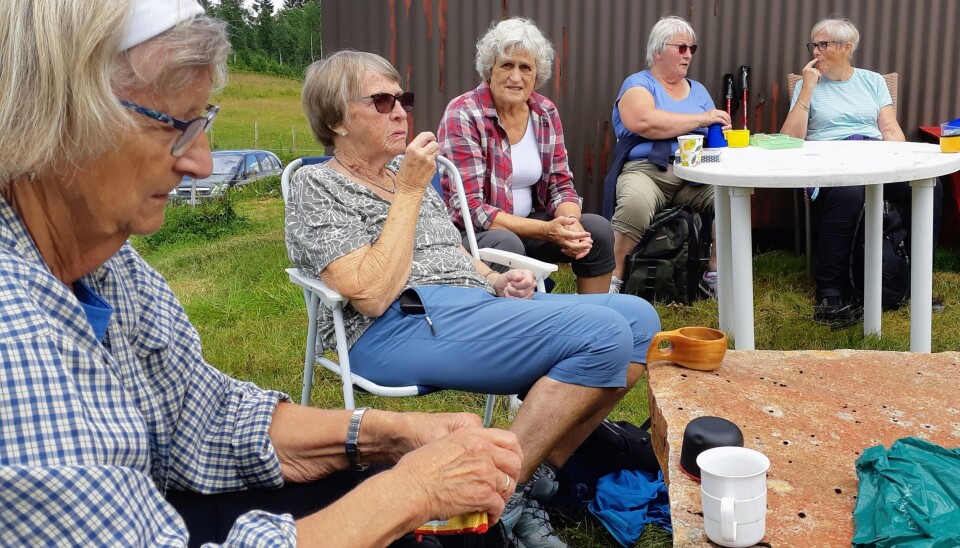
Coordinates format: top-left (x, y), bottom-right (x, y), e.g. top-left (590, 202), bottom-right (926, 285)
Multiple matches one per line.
top-left (302, 50), bottom-right (401, 147)
top-left (0, 0), bottom-right (229, 185)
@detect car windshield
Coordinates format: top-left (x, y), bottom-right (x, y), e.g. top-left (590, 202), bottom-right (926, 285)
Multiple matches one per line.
top-left (211, 155), bottom-right (242, 175)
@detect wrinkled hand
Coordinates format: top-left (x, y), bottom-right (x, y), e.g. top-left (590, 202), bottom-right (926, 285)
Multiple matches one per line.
top-left (396, 132), bottom-right (441, 193)
top-left (393, 412), bottom-right (483, 456)
top-left (493, 269), bottom-right (536, 299)
top-left (698, 108), bottom-right (733, 130)
top-left (801, 58), bottom-right (822, 88)
top-left (392, 427), bottom-right (523, 525)
top-left (544, 216), bottom-right (592, 259)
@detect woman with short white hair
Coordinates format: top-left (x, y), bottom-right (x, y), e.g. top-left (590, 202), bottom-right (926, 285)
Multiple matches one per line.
top-left (603, 15), bottom-right (730, 297)
top-left (439, 17), bottom-right (618, 295)
top-left (781, 17), bottom-right (942, 326)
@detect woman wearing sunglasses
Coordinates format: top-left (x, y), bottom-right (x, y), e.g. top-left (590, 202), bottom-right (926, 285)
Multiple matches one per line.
top-left (437, 17), bottom-right (616, 295)
top-left (603, 15), bottom-right (730, 297)
top-left (780, 17), bottom-right (942, 325)
top-left (288, 50), bottom-right (661, 548)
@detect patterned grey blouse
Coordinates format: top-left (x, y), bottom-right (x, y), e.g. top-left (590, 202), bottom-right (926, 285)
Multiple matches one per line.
top-left (285, 157), bottom-right (492, 348)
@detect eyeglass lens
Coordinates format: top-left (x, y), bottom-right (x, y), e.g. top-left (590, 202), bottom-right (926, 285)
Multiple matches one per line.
top-left (171, 106), bottom-right (217, 157)
top-left (668, 43), bottom-right (698, 55)
top-left (370, 92), bottom-right (415, 114)
top-left (806, 41), bottom-right (831, 53)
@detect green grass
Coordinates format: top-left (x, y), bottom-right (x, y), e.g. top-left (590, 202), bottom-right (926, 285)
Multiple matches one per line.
top-left (209, 72), bottom-right (322, 163)
top-left (135, 186), bottom-right (960, 547)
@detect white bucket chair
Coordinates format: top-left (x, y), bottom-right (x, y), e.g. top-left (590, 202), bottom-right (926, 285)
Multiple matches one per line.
top-left (281, 155), bottom-right (557, 426)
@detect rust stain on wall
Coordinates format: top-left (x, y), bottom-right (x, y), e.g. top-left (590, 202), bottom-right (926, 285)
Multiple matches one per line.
top-left (560, 27), bottom-right (569, 98)
top-left (770, 82), bottom-right (780, 133)
top-left (438, 0), bottom-right (447, 93)
top-left (422, 0), bottom-right (433, 41)
top-left (388, 0), bottom-right (397, 66)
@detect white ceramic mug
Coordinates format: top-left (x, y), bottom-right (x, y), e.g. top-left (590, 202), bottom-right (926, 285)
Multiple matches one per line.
top-left (697, 446), bottom-right (770, 547)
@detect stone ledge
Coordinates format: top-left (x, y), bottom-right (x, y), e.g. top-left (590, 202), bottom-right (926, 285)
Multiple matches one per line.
top-left (647, 349), bottom-right (960, 547)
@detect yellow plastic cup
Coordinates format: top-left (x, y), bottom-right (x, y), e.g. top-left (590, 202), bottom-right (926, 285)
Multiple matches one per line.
top-left (941, 136), bottom-right (960, 153)
top-left (724, 129), bottom-right (750, 148)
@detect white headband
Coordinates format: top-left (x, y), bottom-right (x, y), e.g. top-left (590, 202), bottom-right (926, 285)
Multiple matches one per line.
top-left (121, 0), bottom-right (205, 51)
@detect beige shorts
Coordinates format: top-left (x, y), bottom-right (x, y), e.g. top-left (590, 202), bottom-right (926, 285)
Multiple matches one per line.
top-left (611, 160), bottom-right (714, 241)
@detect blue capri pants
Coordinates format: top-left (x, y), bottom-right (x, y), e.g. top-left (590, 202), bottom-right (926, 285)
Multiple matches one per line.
top-left (348, 286), bottom-right (660, 397)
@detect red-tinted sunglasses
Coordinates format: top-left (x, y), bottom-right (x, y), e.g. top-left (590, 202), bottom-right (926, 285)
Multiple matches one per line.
top-left (665, 43), bottom-right (698, 55)
top-left (355, 92), bottom-right (415, 114)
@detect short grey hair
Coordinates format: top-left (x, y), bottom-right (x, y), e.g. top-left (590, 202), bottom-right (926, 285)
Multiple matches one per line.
top-left (811, 17), bottom-right (860, 55)
top-left (646, 16), bottom-right (697, 67)
top-left (475, 17), bottom-right (555, 89)
top-left (302, 50), bottom-right (401, 147)
top-left (0, 0), bottom-right (229, 185)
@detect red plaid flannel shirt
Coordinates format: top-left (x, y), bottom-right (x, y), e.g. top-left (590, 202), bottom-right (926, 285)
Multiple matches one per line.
top-left (437, 81), bottom-right (581, 230)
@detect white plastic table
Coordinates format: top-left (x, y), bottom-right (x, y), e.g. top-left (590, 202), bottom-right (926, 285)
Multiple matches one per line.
top-left (675, 140), bottom-right (960, 351)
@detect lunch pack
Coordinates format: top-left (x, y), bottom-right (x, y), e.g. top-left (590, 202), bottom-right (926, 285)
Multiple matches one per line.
top-left (849, 200), bottom-right (910, 310)
top-left (623, 205), bottom-right (703, 304)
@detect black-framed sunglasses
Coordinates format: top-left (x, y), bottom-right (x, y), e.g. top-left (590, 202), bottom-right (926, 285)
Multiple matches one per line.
top-left (665, 43), bottom-right (698, 55)
top-left (120, 99), bottom-right (219, 157)
top-left (354, 92), bottom-right (415, 114)
top-left (806, 40), bottom-right (841, 53)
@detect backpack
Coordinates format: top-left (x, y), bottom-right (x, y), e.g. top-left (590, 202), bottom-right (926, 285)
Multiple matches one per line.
top-left (623, 205), bottom-right (703, 304)
top-left (552, 419), bottom-right (658, 516)
top-left (849, 201), bottom-right (910, 311)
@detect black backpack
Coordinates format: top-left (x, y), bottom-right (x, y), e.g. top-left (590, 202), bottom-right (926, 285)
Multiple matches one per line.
top-left (623, 205), bottom-right (703, 304)
top-left (849, 201), bottom-right (910, 311)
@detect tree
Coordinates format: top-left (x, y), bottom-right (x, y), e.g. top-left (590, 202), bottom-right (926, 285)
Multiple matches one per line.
top-left (252, 0), bottom-right (276, 56)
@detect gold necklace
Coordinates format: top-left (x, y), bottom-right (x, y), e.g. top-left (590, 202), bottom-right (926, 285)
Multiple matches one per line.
top-left (334, 157), bottom-right (396, 194)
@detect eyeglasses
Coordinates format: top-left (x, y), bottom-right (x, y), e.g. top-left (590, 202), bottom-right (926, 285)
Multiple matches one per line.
top-left (665, 43), bottom-right (698, 55)
top-left (120, 99), bottom-right (219, 157)
top-left (806, 40), bottom-right (841, 53)
top-left (354, 92), bottom-right (415, 114)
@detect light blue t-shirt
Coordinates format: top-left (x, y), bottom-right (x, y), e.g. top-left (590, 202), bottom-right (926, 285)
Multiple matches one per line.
top-left (791, 68), bottom-right (891, 141)
top-left (612, 70), bottom-right (716, 161)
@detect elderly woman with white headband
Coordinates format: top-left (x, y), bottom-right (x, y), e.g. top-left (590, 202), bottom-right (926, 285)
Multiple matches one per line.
top-left (0, 1), bottom-right (524, 546)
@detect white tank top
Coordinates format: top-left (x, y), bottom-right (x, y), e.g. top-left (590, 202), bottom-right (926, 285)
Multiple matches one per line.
top-left (510, 116), bottom-right (542, 218)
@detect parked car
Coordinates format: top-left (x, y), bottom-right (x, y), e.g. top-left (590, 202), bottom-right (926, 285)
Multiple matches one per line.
top-left (170, 149), bottom-right (283, 202)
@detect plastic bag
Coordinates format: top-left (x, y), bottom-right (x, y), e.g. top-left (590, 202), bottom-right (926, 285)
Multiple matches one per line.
top-left (853, 437), bottom-right (960, 547)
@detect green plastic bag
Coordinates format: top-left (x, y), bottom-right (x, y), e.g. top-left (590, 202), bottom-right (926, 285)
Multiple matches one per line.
top-left (853, 437), bottom-right (960, 547)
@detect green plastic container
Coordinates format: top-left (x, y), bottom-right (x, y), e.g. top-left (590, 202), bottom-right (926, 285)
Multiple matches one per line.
top-left (749, 133), bottom-right (804, 149)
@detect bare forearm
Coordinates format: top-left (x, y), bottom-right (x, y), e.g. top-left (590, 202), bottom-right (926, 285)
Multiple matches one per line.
top-left (625, 109), bottom-right (703, 140)
top-left (295, 469), bottom-right (428, 547)
top-left (323, 189), bottom-right (423, 316)
top-left (487, 211), bottom-right (550, 240)
top-left (269, 404), bottom-right (412, 482)
top-left (780, 105), bottom-right (810, 138)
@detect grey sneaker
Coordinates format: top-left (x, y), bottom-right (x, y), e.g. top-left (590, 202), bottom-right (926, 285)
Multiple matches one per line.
top-left (609, 276), bottom-right (623, 294)
top-left (513, 498), bottom-right (568, 548)
top-left (699, 271), bottom-right (718, 300)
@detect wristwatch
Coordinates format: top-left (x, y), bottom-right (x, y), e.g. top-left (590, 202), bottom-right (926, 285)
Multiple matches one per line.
top-left (345, 407), bottom-right (370, 471)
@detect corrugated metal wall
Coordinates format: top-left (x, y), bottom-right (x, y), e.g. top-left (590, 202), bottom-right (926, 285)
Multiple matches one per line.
top-left (321, 0), bottom-right (960, 223)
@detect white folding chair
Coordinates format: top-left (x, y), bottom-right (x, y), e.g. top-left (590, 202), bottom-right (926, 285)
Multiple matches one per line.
top-left (282, 155), bottom-right (557, 426)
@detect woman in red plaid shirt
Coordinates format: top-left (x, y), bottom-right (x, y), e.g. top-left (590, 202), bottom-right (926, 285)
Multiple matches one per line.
top-left (438, 17), bottom-right (617, 295)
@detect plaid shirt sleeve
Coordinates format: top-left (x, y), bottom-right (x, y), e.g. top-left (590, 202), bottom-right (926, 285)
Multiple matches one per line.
top-left (0, 223), bottom-right (297, 546)
top-left (438, 90), bottom-right (510, 230)
top-left (532, 95), bottom-right (582, 216)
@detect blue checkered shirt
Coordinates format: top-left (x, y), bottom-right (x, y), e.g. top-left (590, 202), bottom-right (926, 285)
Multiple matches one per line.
top-left (0, 198), bottom-right (297, 546)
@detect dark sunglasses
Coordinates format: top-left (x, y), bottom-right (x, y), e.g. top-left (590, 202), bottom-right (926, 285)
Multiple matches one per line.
top-left (355, 92), bottom-right (415, 114)
top-left (806, 40), bottom-right (840, 53)
top-left (665, 43), bottom-right (698, 55)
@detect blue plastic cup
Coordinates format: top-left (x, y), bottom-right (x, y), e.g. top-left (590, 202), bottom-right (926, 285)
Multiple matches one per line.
top-left (706, 123), bottom-right (727, 148)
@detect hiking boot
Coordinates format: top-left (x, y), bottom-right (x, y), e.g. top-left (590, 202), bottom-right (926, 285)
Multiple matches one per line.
top-left (609, 276), bottom-right (623, 294)
top-left (699, 271), bottom-right (718, 300)
top-left (813, 296), bottom-right (862, 329)
top-left (512, 498), bottom-right (568, 548)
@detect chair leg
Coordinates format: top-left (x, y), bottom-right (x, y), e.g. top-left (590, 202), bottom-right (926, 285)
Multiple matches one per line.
top-left (301, 291), bottom-right (320, 407)
top-left (805, 196), bottom-right (813, 283)
top-left (483, 394), bottom-right (496, 427)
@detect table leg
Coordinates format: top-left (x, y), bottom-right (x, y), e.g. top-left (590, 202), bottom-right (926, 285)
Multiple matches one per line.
top-left (863, 185), bottom-right (883, 336)
top-left (910, 178), bottom-right (935, 353)
top-left (730, 187), bottom-right (755, 350)
top-left (714, 185), bottom-right (734, 335)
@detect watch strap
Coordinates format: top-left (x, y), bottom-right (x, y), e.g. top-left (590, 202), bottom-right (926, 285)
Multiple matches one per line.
top-left (345, 407), bottom-right (370, 471)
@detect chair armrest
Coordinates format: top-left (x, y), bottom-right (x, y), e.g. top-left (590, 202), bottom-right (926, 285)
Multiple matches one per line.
top-left (286, 267), bottom-right (347, 306)
top-left (478, 248), bottom-right (559, 280)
